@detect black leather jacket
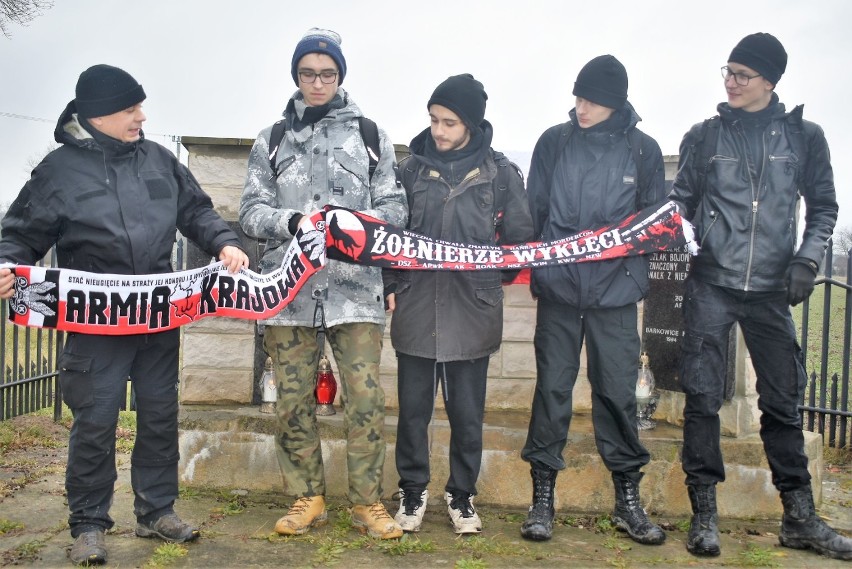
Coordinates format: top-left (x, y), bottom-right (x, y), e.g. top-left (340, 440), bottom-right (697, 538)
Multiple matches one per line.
top-left (0, 101), bottom-right (241, 273)
top-left (669, 100), bottom-right (837, 291)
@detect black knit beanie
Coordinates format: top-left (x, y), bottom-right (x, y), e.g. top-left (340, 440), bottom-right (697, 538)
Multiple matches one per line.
top-left (728, 32), bottom-right (787, 85)
top-left (572, 55), bottom-right (628, 110)
top-left (291, 28), bottom-right (347, 86)
top-left (75, 64), bottom-right (146, 119)
top-left (427, 74), bottom-right (488, 129)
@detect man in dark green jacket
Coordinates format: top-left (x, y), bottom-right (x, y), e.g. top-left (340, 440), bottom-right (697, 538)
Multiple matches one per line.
top-left (387, 74), bottom-right (533, 535)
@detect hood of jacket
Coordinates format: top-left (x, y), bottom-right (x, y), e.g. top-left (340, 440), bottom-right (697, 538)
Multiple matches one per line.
top-left (407, 120), bottom-right (494, 186)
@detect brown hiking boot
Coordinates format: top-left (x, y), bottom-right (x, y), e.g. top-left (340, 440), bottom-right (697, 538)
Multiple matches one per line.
top-left (275, 496), bottom-right (328, 535)
top-left (352, 501), bottom-right (403, 539)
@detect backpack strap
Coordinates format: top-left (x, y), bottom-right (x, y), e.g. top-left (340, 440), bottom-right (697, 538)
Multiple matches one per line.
top-left (267, 116), bottom-right (383, 182)
top-left (626, 129), bottom-right (649, 207)
top-left (693, 116), bottom-right (721, 197)
top-left (357, 116), bottom-right (381, 182)
top-left (268, 119), bottom-right (288, 179)
top-left (785, 105), bottom-right (809, 189)
top-left (490, 150), bottom-right (522, 231)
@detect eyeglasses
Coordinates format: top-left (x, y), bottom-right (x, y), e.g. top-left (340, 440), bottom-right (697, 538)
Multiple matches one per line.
top-left (721, 66), bottom-right (761, 86)
top-left (298, 70), bottom-right (338, 84)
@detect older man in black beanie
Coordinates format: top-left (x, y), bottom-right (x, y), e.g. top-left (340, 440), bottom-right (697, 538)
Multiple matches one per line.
top-left (669, 34), bottom-right (848, 560)
top-left (386, 73), bottom-right (532, 535)
top-left (0, 64), bottom-right (248, 565)
top-left (519, 55), bottom-right (667, 545)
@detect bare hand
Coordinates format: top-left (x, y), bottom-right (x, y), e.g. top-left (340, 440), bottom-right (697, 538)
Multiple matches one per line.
top-left (385, 292), bottom-right (395, 312)
top-left (219, 246), bottom-right (249, 274)
top-left (0, 268), bottom-right (16, 299)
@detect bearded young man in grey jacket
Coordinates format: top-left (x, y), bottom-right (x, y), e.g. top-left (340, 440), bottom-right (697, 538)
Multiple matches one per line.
top-left (520, 55), bottom-right (667, 546)
top-left (386, 74), bottom-right (533, 535)
top-left (239, 28), bottom-right (407, 540)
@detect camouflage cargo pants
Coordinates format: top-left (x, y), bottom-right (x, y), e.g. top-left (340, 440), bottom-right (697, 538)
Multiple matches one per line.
top-left (264, 323), bottom-right (387, 505)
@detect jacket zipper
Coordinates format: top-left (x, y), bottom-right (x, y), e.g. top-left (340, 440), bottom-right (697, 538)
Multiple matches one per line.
top-left (743, 125), bottom-right (768, 291)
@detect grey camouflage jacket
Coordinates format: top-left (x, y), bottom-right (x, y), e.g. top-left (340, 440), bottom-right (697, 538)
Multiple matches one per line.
top-left (239, 89), bottom-right (407, 327)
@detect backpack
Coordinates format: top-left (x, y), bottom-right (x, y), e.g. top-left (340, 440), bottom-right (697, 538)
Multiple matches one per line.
top-left (398, 150), bottom-right (522, 233)
top-left (547, 121), bottom-right (655, 205)
top-left (267, 116), bottom-right (381, 181)
top-left (690, 104), bottom-right (810, 196)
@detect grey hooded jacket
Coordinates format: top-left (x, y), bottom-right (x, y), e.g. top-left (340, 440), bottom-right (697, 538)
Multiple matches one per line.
top-left (239, 88), bottom-right (407, 327)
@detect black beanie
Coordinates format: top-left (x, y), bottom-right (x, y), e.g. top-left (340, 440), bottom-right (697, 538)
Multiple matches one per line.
top-left (728, 32), bottom-right (787, 85)
top-left (572, 55), bottom-right (628, 110)
top-left (291, 28), bottom-right (347, 86)
top-left (427, 74), bottom-right (488, 129)
top-left (75, 64), bottom-right (146, 119)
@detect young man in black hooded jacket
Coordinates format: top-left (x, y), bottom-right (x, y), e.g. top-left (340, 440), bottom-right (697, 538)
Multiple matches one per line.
top-left (520, 55), bottom-right (667, 546)
top-left (386, 74), bottom-right (533, 535)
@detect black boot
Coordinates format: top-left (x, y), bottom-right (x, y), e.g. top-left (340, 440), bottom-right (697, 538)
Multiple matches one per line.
top-left (611, 472), bottom-right (666, 545)
top-left (520, 466), bottom-right (557, 541)
top-left (779, 486), bottom-right (852, 560)
top-left (686, 484), bottom-right (721, 556)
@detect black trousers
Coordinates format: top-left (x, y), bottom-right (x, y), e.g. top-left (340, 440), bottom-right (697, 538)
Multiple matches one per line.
top-left (395, 352), bottom-right (489, 496)
top-left (679, 277), bottom-right (810, 491)
top-left (59, 330), bottom-right (181, 537)
top-left (521, 300), bottom-right (650, 473)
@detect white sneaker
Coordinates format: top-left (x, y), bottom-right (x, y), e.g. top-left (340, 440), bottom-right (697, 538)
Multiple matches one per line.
top-left (445, 491), bottom-right (482, 534)
top-left (395, 488), bottom-right (428, 532)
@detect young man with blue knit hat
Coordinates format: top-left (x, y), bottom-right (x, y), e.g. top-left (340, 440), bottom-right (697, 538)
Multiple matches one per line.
top-left (520, 55), bottom-right (667, 546)
top-left (240, 28), bottom-right (407, 540)
top-left (669, 32), bottom-right (849, 560)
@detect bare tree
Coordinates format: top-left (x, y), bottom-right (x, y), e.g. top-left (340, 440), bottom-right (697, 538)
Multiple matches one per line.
top-left (834, 225), bottom-right (852, 255)
top-left (1, 0), bottom-right (53, 38)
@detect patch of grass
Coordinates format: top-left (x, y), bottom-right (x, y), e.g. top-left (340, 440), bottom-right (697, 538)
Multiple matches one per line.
top-left (0, 518), bottom-right (24, 534)
top-left (498, 512), bottom-right (526, 524)
top-left (602, 535), bottom-right (630, 553)
top-left (455, 558), bottom-right (487, 569)
top-left (454, 535), bottom-right (523, 557)
top-left (146, 542), bottom-right (188, 567)
top-left (737, 544), bottom-right (781, 567)
top-left (1, 539), bottom-right (45, 564)
top-left (595, 515), bottom-right (616, 534)
top-left (0, 419), bottom-right (64, 455)
top-left (375, 533), bottom-right (436, 556)
top-left (674, 519), bottom-right (691, 532)
top-left (312, 537), bottom-right (347, 565)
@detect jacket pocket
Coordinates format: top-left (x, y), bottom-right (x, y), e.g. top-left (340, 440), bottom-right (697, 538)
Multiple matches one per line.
top-left (678, 333), bottom-right (707, 396)
top-left (474, 285), bottom-right (504, 307)
top-left (333, 149), bottom-right (369, 189)
top-left (58, 351), bottom-right (94, 409)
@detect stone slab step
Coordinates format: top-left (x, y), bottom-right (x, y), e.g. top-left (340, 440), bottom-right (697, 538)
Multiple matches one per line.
top-left (177, 405), bottom-right (822, 519)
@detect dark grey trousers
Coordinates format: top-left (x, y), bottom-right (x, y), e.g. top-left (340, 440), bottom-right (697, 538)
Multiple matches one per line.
top-left (521, 299), bottom-right (650, 474)
top-left (59, 329), bottom-right (180, 536)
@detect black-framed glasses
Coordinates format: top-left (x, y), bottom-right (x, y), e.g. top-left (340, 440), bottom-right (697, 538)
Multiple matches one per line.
top-left (721, 66), bottom-right (761, 86)
top-left (298, 70), bottom-right (338, 84)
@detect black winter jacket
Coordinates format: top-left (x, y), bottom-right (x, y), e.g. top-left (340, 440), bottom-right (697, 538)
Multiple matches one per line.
top-left (668, 100), bottom-right (837, 291)
top-left (0, 101), bottom-right (241, 275)
top-left (388, 122), bottom-right (534, 361)
top-left (528, 105), bottom-right (666, 309)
